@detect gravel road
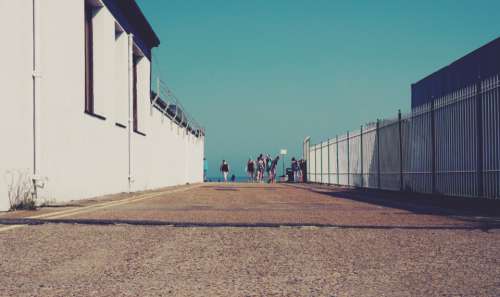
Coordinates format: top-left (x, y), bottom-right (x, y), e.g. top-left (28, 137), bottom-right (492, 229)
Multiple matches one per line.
top-left (0, 183), bottom-right (499, 297)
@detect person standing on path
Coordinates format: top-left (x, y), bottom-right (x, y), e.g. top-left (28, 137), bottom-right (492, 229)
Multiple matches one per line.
top-left (220, 160), bottom-right (230, 182)
top-left (246, 158), bottom-right (255, 182)
top-left (291, 157), bottom-right (299, 183)
top-left (203, 158), bottom-right (208, 182)
top-left (265, 154), bottom-right (272, 179)
top-left (257, 156), bottom-right (265, 183)
top-left (269, 155), bottom-right (280, 183)
top-left (298, 159), bottom-right (306, 182)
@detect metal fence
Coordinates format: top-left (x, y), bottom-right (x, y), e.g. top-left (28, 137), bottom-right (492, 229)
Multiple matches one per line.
top-left (306, 74), bottom-right (500, 199)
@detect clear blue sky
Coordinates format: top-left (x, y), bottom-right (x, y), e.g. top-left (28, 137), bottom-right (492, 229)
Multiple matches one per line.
top-left (137, 0), bottom-right (500, 178)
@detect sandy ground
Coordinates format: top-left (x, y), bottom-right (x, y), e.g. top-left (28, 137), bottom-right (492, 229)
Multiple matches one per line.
top-left (0, 183), bottom-right (499, 297)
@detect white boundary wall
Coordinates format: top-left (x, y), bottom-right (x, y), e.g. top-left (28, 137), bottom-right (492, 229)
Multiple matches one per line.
top-left (0, 0), bottom-right (204, 211)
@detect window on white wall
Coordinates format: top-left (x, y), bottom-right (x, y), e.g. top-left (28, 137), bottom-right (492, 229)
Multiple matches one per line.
top-left (84, 2), bottom-right (94, 114)
top-left (132, 53), bottom-right (145, 135)
top-left (84, 1), bottom-right (105, 120)
top-left (114, 22), bottom-right (127, 128)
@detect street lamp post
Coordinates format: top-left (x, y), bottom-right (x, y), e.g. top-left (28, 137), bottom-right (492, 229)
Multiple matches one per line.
top-left (280, 149), bottom-right (288, 179)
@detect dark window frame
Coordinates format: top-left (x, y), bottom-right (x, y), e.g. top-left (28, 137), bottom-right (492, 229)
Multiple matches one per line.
top-left (132, 54), bottom-right (146, 136)
top-left (84, 3), bottom-right (94, 114)
top-left (133, 54), bottom-right (139, 131)
top-left (84, 3), bottom-right (106, 121)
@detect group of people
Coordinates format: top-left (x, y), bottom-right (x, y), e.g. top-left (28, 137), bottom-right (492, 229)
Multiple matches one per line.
top-left (290, 157), bottom-right (307, 183)
top-left (245, 154), bottom-right (280, 183)
top-left (218, 155), bottom-right (306, 183)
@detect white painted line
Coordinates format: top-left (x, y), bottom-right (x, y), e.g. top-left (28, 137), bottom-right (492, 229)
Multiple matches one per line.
top-left (0, 225), bottom-right (24, 233)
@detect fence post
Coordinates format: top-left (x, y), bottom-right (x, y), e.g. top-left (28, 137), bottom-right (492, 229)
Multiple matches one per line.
top-left (476, 76), bottom-right (484, 197)
top-left (336, 135), bottom-right (340, 185)
top-left (315, 144), bottom-right (318, 183)
top-left (307, 142), bottom-right (310, 183)
top-left (304, 138), bottom-right (310, 183)
top-left (320, 142), bottom-right (323, 184)
top-left (376, 119), bottom-right (381, 189)
top-left (431, 100), bottom-right (436, 194)
top-left (398, 110), bottom-right (404, 191)
top-left (359, 125), bottom-right (365, 187)
top-left (327, 139), bottom-right (331, 184)
top-left (347, 131), bottom-right (350, 186)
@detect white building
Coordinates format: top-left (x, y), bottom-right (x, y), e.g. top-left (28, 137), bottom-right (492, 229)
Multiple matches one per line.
top-left (0, 0), bottom-right (205, 211)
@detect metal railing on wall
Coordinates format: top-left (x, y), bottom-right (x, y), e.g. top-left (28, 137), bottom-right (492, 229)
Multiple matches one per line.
top-left (150, 78), bottom-right (205, 138)
top-left (306, 74), bottom-right (500, 200)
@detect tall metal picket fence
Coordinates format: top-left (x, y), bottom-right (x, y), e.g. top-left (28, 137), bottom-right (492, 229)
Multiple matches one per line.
top-left (305, 74), bottom-right (500, 199)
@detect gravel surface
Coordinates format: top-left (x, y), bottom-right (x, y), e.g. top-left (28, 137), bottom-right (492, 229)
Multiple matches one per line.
top-left (63, 183), bottom-right (500, 229)
top-left (0, 183), bottom-right (499, 296)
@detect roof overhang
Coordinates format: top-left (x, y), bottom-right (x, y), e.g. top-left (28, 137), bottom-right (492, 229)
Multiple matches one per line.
top-left (102, 0), bottom-right (160, 59)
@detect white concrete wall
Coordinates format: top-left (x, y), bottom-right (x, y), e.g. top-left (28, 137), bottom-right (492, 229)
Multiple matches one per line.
top-left (0, 0), bottom-right (204, 211)
top-left (0, 0), bottom-right (35, 211)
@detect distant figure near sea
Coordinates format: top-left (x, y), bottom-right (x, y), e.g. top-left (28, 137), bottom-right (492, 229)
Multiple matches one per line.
top-left (246, 158), bottom-right (255, 182)
top-left (203, 158), bottom-right (208, 182)
top-left (220, 160), bottom-right (230, 182)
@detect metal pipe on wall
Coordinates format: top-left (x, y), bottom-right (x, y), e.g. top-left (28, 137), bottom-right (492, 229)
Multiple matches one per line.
top-left (32, 0), bottom-right (41, 199)
top-left (127, 34), bottom-right (134, 192)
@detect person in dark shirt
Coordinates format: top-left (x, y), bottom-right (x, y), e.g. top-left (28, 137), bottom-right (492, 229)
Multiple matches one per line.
top-left (269, 156), bottom-right (280, 183)
top-left (291, 157), bottom-right (299, 183)
top-left (246, 158), bottom-right (255, 182)
top-left (220, 160), bottom-right (230, 182)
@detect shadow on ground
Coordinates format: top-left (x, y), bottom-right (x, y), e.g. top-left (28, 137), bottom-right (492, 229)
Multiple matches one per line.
top-left (1, 218), bottom-right (499, 231)
top-left (291, 184), bottom-right (500, 224)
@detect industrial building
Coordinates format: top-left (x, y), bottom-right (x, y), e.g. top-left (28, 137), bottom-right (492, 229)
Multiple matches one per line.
top-left (412, 37), bottom-right (500, 109)
top-left (0, 0), bottom-right (205, 211)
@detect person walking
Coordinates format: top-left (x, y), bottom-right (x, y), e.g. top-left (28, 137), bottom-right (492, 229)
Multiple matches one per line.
top-left (246, 158), bottom-right (255, 182)
top-left (265, 154), bottom-right (272, 179)
top-left (269, 155), bottom-right (280, 183)
top-left (257, 156), bottom-right (265, 183)
top-left (298, 159), bottom-right (305, 182)
top-left (220, 160), bottom-right (230, 182)
top-left (291, 157), bottom-right (299, 183)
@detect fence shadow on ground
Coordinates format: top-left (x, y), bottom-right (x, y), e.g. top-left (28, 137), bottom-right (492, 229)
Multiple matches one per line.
top-left (292, 184), bottom-right (500, 224)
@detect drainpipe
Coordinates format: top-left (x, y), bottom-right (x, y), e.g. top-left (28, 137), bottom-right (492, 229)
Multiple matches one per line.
top-left (127, 34), bottom-right (134, 192)
top-left (32, 0), bottom-right (41, 199)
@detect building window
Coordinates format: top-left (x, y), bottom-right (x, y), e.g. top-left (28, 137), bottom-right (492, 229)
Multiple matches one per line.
top-left (132, 53), bottom-right (146, 136)
top-left (84, 3), bottom-right (94, 114)
top-left (133, 54), bottom-right (139, 131)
